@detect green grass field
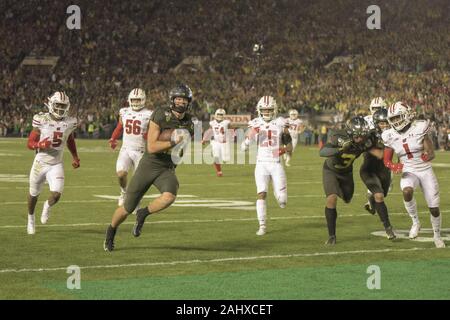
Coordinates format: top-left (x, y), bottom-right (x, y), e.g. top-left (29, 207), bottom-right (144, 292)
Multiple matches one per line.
top-left (1, 138), bottom-right (450, 299)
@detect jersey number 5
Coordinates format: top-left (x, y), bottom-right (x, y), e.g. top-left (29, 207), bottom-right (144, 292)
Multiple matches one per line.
top-left (125, 119), bottom-right (142, 135)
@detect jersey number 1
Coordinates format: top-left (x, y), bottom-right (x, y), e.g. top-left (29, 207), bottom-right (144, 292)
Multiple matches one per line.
top-left (402, 143), bottom-right (413, 159)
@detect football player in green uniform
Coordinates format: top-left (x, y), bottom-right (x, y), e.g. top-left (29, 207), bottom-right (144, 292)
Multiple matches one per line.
top-left (359, 108), bottom-right (396, 240)
top-left (104, 84), bottom-right (196, 252)
top-left (320, 116), bottom-right (383, 245)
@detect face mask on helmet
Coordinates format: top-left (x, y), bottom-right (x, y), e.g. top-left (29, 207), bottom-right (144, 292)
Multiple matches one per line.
top-left (260, 108), bottom-right (275, 121)
top-left (377, 121), bottom-right (390, 132)
top-left (128, 89), bottom-right (146, 111)
top-left (170, 85), bottom-right (192, 113)
top-left (215, 113), bottom-right (225, 121)
top-left (51, 103), bottom-right (69, 119)
top-left (370, 106), bottom-right (383, 114)
top-left (172, 97), bottom-right (189, 114)
top-left (370, 97), bottom-right (386, 114)
top-left (289, 111), bottom-right (298, 120)
top-left (130, 98), bottom-right (145, 110)
top-left (388, 114), bottom-right (410, 131)
top-left (346, 117), bottom-right (369, 142)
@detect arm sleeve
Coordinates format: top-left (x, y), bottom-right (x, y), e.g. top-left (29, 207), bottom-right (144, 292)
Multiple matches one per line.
top-left (27, 130), bottom-right (40, 150)
top-left (383, 147), bottom-right (394, 169)
top-left (111, 121), bottom-right (123, 140)
top-left (319, 145), bottom-right (340, 157)
top-left (319, 132), bottom-right (340, 157)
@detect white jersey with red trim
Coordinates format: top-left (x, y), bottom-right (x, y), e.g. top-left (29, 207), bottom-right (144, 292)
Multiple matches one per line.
top-left (286, 118), bottom-right (303, 137)
top-left (119, 107), bottom-right (153, 150)
top-left (32, 113), bottom-right (78, 165)
top-left (381, 120), bottom-right (432, 172)
top-left (209, 119), bottom-right (231, 143)
top-left (248, 117), bottom-right (288, 162)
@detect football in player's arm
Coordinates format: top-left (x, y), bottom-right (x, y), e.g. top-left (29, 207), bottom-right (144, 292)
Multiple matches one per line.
top-left (26, 92), bottom-right (80, 235)
top-left (104, 84), bottom-right (195, 252)
top-left (319, 116), bottom-right (380, 245)
top-left (382, 102), bottom-right (445, 248)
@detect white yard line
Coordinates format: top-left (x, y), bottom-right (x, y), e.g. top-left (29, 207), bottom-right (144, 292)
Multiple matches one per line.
top-left (1, 210), bottom-right (448, 229)
top-left (0, 247), bottom-right (426, 274)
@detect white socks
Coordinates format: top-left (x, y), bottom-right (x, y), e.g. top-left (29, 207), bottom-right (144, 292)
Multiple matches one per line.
top-left (43, 200), bottom-right (51, 211)
top-left (430, 214), bottom-right (442, 239)
top-left (404, 198), bottom-right (419, 225)
top-left (256, 199), bottom-right (267, 227)
top-left (120, 187), bottom-right (127, 194)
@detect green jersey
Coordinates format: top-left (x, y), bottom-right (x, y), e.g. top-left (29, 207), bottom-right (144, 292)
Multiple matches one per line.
top-left (320, 129), bottom-right (379, 173)
top-left (145, 106), bottom-right (195, 167)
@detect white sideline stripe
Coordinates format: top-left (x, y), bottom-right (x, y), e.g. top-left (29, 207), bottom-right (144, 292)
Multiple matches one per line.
top-left (1, 210), bottom-right (448, 229)
top-left (0, 247), bottom-right (426, 274)
top-left (5, 190), bottom-right (448, 204)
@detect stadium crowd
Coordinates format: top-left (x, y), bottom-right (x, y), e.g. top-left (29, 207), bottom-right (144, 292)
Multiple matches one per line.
top-left (0, 0), bottom-right (449, 148)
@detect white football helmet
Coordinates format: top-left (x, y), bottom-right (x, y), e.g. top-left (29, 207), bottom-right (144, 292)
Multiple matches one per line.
top-left (128, 88), bottom-right (146, 111)
top-left (289, 109), bottom-right (299, 120)
top-left (46, 91), bottom-right (70, 120)
top-left (388, 101), bottom-right (413, 131)
top-left (257, 96), bottom-right (277, 122)
top-left (214, 108), bottom-right (226, 121)
top-left (369, 97), bottom-right (387, 114)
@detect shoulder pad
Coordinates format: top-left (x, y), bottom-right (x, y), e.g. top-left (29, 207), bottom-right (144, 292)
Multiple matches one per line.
top-left (412, 120), bottom-right (430, 135)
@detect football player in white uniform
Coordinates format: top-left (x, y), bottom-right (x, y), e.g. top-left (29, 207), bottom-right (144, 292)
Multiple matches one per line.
top-left (364, 97), bottom-right (387, 129)
top-left (202, 108), bottom-right (232, 177)
top-left (382, 102), bottom-right (445, 248)
top-left (284, 109), bottom-right (303, 167)
top-left (241, 96), bottom-right (292, 235)
top-left (109, 88), bottom-right (153, 206)
top-left (26, 92), bottom-right (80, 234)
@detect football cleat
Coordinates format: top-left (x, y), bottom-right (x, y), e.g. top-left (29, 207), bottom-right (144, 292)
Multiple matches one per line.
top-left (217, 171), bottom-right (223, 177)
top-left (364, 201), bottom-right (376, 215)
top-left (434, 237), bottom-right (446, 249)
top-left (409, 223), bottom-right (421, 239)
top-left (27, 215), bottom-right (35, 235)
top-left (325, 235), bottom-right (336, 245)
top-left (104, 225), bottom-right (116, 252)
top-left (256, 225), bottom-right (266, 236)
top-left (385, 226), bottom-right (396, 240)
top-left (40, 201), bottom-right (51, 224)
top-left (133, 208), bottom-right (150, 237)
